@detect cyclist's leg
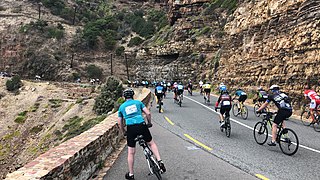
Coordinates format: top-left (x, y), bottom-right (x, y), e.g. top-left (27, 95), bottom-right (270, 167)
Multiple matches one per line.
top-left (220, 107), bottom-right (226, 122)
top-left (310, 99), bottom-right (317, 123)
top-left (128, 147), bottom-right (136, 174)
top-left (208, 90), bottom-right (211, 101)
top-left (126, 126), bottom-right (139, 175)
top-left (225, 105), bottom-right (231, 118)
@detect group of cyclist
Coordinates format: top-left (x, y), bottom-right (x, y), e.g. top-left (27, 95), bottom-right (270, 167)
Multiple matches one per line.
top-left (118, 78), bottom-right (319, 179)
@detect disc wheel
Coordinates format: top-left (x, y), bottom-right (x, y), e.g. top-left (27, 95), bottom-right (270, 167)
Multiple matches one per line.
top-left (279, 128), bottom-right (299, 156)
top-left (253, 122), bottom-right (268, 145)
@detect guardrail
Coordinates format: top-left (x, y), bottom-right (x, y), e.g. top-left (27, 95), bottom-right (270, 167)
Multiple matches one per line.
top-left (6, 88), bottom-right (151, 180)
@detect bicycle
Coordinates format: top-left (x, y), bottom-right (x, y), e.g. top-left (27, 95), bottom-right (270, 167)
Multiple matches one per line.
top-left (300, 104), bottom-right (320, 132)
top-left (188, 87), bottom-right (193, 96)
top-left (135, 134), bottom-right (162, 180)
top-left (157, 95), bottom-right (163, 113)
top-left (174, 93), bottom-right (183, 107)
top-left (203, 92), bottom-right (210, 105)
top-left (253, 111), bottom-right (299, 156)
top-left (216, 107), bottom-right (231, 137)
top-left (232, 100), bottom-right (248, 120)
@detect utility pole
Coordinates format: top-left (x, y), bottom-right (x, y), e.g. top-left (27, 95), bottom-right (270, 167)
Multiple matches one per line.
top-left (70, 53), bottom-right (74, 68)
top-left (110, 53), bottom-right (113, 76)
top-left (125, 53), bottom-right (129, 80)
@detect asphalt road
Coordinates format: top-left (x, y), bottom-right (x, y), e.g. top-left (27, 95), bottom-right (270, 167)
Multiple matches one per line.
top-left (104, 91), bottom-right (320, 180)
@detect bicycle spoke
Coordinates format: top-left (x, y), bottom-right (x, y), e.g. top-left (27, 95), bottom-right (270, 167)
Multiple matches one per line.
top-left (279, 128), bottom-right (299, 156)
top-left (313, 121), bottom-right (320, 132)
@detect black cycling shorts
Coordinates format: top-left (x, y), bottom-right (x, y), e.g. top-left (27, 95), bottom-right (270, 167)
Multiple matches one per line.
top-left (156, 93), bottom-right (164, 100)
top-left (204, 89), bottom-right (211, 93)
top-left (220, 105), bottom-right (231, 117)
top-left (127, 123), bottom-right (152, 148)
top-left (274, 109), bottom-right (292, 125)
top-left (238, 95), bottom-right (247, 102)
top-left (177, 89), bottom-right (184, 95)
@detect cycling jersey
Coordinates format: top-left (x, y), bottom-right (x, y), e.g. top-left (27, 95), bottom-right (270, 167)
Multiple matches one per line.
top-left (177, 85), bottom-right (184, 90)
top-left (203, 84), bottom-right (211, 89)
top-left (267, 91), bottom-right (292, 111)
top-left (155, 85), bottom-right (164, 95)
top-left (216, 93), bottom-right (232, 107)
top-left (235, 90), bottom-right (246, 97)
top-left (118, 99), bottom-right (145, 125)
top-left (304, 90), bottom-right (320, 100)
top-left (258, 90), bottom-right (268, 99)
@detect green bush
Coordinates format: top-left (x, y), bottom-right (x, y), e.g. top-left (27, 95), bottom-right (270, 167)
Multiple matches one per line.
top-left (128, 37), bottom-right (144, 47)
top-left (94, 76), bottom-right (123, 115)
top-left (47, 27), bottom-right (64, 39)
top-left (115, 46), bottom-right (125, 56)
top-left (86, 64), bottom-right (103, 79)
top-left (6, 75), bottom-right (22, 92)
top-left (114, 97), bottom-right (125, 112)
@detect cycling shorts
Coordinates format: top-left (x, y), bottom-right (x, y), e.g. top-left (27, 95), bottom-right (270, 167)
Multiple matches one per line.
top-left (238, 95), bottom-right (247, 103)
top-left (177, 89), bottom-right (184, 95)
top-left (127, 123), bottom-right (152, 148)
top-left (310, 99), bottom-right (320, 110)
top-left (274, 109), bottom-right (292, 125)
top-left (220, 105), bottom-right (231, 117)
top-left (204, 89), bottom-right (211, 93)
top-left (156, 93), bottom-right (164, 100)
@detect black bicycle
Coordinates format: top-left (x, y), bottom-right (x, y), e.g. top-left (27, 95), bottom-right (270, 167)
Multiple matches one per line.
top-left (217, 107), bottom-right (231, 137)
top-left (253, 111), bottom-right (299, 156)
top-left (174, 93), bottom-right (183, 107)
top-left (300, 103), bottom-right (320, 132)
top-left (135, 135), bottom-right (162, 180)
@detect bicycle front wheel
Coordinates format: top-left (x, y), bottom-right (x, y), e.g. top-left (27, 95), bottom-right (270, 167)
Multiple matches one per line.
top-left (279, 128), bottom-right (299, 156)
top-left (241, 106), bottom-right (248, 120)
top-left (232, 104), bottom-right (239, 117)
top-left (253, 122), bottom-right (268, 145)
top-left (254, 104), bottom-right (260, 117)
top-left (313, 120), bottom-right (320, 132)
top-left (300, 110), bottom-right (312, 126)
top-left (149, 156), bottom-right (162, 180)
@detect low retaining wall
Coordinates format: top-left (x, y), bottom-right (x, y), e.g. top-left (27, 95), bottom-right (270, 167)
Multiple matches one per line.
top-left (6, 88), bottom-right (151, 180)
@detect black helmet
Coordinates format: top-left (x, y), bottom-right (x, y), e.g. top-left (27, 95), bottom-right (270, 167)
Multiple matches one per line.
top-left (123, 89), bottom-right (134, 99)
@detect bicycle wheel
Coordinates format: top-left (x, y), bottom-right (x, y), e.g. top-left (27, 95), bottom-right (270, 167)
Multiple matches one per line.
top-left (279, 128), bottom-right (299, 156)
top-left (241, 106), bottom-right (248, 120)
top-left (149, 156), bottom-right (162, 180)
top-left (313, 120), bottom-right (320, 132)
top-left (232, 104), bottom-right (239, 117)
top-left (225, 117), bottom-right (231, 137)
top-left (253, 122), bottom-right (268, 145)
top-left (254, 104), bottom-right (260, 117)
top-left (300, 110), bottom-right (312, 126)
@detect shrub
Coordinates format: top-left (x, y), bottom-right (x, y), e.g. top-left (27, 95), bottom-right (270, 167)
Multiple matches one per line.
top-left (115, 46), bottom-right (125, 56)
top-left (15, 111), bottom-right (28, 124)
top-left (47, 27), bottom-right (64, 39)
top-left (94, 76), bottom-right (123, 115)
top-left (114, 97), bottom-right (125, 112)
top-left (6, 75), bottom-right (22, 92)
top-left (86, 64), bottom-right (103, 79)
top-left (128, 37), bottom-right (144, 47)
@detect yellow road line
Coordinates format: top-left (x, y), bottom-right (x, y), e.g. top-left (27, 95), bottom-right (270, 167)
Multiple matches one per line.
top-left (255, 174), bottom-right (269, 180)
top-left (184, 134), bottom-right (212, 151)
top-left (164, 116), bottom-right (174, 125)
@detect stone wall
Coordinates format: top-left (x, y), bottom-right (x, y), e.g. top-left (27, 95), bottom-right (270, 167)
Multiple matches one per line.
top-left (5, 88), bottom-right (151, 180)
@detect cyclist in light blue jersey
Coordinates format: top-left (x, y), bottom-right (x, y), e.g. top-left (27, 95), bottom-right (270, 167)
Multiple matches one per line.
top-left (233, 88), bottom-right (248, 113)
top-left (118, 89), bottom-right (166, 179)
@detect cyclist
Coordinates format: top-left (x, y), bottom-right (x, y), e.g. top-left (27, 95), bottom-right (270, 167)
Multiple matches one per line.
top-left (256, 85), bottom-right (292, 146)
top-left (215, 89), bottom-right (232, 127)
top-left (218, 82), bottom-right (227, 93)
top-left (253, 86), bottom-right (268, 103)
top-left (199, 80), bottom-right (204, 94)
top-left (177, 82), bottom-right (184, 99)
top-left (167, 81), bottom-right (171, 92)
top-left (163, 82), bottom-right (167, 98)
top-left (173, 82), bottom-right (178, 100)
top-left (187, 80), bottom-right (193, 95)
top-left (232, 88), bottom-right (247, 114)
top-left (155, 82), bottom-right (164, 107)
top-left (202, 81), bottom-right (212, 102)
top-left (118, 89), bottom-right (166, 179)
top-left (303, 84), bottom-right (320, 124)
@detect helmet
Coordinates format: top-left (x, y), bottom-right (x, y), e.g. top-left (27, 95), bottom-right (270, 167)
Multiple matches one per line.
top-left (269, 84), bottom-right (280, 91)
top-left (123, 89), bottom-right (134, 99)
top-left (220, 86), bottom-right (227, 91)
top-left (220, 82), bottom-right (224, 86)
top-left (258, 86), bottom-right (263, 91)
top-left (179, 82), bottom-right (182, 85)
top-left (174, 82), bottom-right (177, 85)
top-left (304, 84), bottom-right (310, 89)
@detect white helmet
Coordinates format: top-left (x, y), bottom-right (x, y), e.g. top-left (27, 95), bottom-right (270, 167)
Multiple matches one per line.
top-left (269, 84), bottom-right (280, 91)
top-left (220, 82), bottom-right (224, 86)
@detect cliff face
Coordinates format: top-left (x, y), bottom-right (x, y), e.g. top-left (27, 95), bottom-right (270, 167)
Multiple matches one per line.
top-left (136, 0), bottom-right (320, 104)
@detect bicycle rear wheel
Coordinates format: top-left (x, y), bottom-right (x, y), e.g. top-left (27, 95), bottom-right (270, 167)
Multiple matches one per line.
top-left (253, 122), bottom-right (268, 145)
top-left (158, 102), bottom-right (162, 113)
top-left (149, 156), bottom-right (162, 180)
top-left (225, 117), bottom-right (231, 137)
top-left (300, 110), bottom-right (312, 126)
top-left (232, 104), bottom-right (239, 117)
top-left (279, 128), bottom-right (299, 156)
top-left (254, 104), bottom-right (260, 117)
top-left (241, 106), bottom-right (248, 120)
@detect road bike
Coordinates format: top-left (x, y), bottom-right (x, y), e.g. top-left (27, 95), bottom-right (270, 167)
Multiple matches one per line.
top-left (300, 104), bottom-right (320, 132)
top-left (217, 107), bottom-right (231, 137)
top-left (253, 111), bottom-right (299, 156)
top-left (174, 93), bottom-right (183, 107)
top-left (253, 101), bottom-right (269, 117)
top-left (232, 100), bottom-right (248, 120)
top-left (135, 134), bottom-right (162, 180)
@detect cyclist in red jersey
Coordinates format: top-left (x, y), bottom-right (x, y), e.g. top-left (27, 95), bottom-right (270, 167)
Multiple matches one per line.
top-left (304, 85), bottom-right (320, 124)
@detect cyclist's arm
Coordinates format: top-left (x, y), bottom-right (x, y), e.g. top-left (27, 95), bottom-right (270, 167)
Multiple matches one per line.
top-left (256, 101), bottom-right (269, 112)
top-left (117, 116), bottom-right (125, 134)
top-left (142, 107), bottom-right (151, 124)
